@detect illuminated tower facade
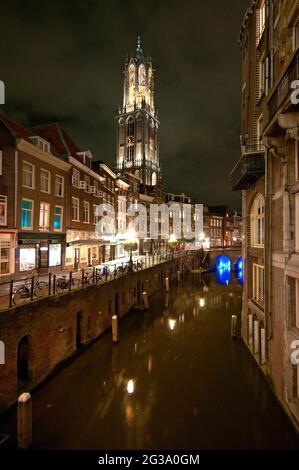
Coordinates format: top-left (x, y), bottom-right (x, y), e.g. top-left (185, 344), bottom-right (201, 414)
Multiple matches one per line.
top-left (116, 37), bottom-right (161, 188)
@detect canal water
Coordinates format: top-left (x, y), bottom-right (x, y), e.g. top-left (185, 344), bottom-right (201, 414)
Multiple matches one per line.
top-left (0, 270), bottom-right (299, 449)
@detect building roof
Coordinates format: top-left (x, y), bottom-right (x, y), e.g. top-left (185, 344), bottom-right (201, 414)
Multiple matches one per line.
top-left (0, 115), bottom-right (34, 139)
top-left (31, 123), bottom-right (80, 159)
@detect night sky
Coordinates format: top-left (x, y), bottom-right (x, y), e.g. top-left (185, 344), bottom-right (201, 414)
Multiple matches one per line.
top-left (0, 0), bottom-right (249, 209)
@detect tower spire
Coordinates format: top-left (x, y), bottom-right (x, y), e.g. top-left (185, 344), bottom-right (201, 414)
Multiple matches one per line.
top-left (136, 35), bottom-right (143, 60)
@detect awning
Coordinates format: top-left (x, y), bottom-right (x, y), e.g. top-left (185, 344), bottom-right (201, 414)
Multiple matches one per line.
top-left (67, 239), bottom-right (105, 247)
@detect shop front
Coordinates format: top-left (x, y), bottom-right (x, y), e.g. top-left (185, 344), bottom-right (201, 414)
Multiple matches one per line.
top-left (0, 230), bottom-right (17, 283)
top-left (66, 230), bottom-right (105, 271)
top-left (17, 233), bottom-right (66, 276)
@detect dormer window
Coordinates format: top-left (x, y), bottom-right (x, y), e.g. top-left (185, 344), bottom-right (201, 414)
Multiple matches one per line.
top-left (28, 136), bottom-right (51, 153)
top-left (76, 151), bottom-right (92, 168)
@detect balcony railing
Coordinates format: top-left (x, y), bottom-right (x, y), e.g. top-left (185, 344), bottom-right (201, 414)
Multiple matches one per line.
top-left (230, 145), bottom-right (265, 191)
top-left (268, 49), bottom-right (299, 125)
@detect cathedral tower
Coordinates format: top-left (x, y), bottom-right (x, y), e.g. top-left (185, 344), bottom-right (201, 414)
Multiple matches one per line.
top-left (116, 37), bottom-right (161, 189)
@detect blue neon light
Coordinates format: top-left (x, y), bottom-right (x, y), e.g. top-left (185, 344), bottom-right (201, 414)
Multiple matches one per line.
top-left (215, 256), bottom-right (231, 271)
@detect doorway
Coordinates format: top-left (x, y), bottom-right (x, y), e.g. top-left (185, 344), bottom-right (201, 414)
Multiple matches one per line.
top-left (88, 248), bottom-right (92, 267)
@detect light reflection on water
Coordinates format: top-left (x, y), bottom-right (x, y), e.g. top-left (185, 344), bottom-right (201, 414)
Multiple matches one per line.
top-left (0, 271), bottom-right (298, 450)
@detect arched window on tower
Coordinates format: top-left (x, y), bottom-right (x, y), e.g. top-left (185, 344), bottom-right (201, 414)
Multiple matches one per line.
top-left (128, 64), bottom-right (135, 110)
top-left (126, 118), bottom-right (135, 163)
top-left (152, 172), bottom-right (157, 186)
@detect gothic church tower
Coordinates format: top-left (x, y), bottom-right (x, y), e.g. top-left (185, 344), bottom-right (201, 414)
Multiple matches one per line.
top-left (116, 37), bottom-right (161, 189)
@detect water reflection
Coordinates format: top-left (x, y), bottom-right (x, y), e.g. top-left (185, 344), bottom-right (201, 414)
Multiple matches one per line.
top-left (0, 272), bottom-right (298, 450)
top-left (216, 267), bottom-right (231, 286)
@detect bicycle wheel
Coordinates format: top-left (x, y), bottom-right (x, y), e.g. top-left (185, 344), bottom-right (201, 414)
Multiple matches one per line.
top-left (12, 287), bottom-right (29, 305)
top-left (56, 280), bottom-right (66, 294)
top-left (35, 281), bottom-right (48, 298)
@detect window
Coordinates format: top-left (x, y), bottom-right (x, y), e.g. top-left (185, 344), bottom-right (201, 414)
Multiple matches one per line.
top-left (0, 195), bottom-right (7, 226)
top-left (83, 201), bottom-right (90, 223)
top-left (257, 114), bottom-right (263, 145)
top-left (55, 175), bottom-right (64, 197)
top-left (72, 197), bottom-right (79, 222)
top-left (295, 142), bottom-right (299, 181)
top-left (93, 204), bottom-right (97, 224)
top-left (293, 21), bottom-right (299, 52)
top-left (259, 56), bottom-right (265, 98)
top-left (28, 136), bottom-right (50, 153)
top-left (54, 206), bottom-right (63, 231)
top-left (39, 202), bottom-right (50, 230)
top-left (23, 161), bottom-right (35, 189)
top-left (289, 277), bottom-right (299, 329)
top-left (40, 169), bottom-right (51, 193)
top-left (250, 193), bottom-right (265, 247)
top-left (84, 175), bottom-right (90, 193)
top-left (72, 169), bottom-right (80, 188)
top-left (0, 240), bottom-right (11, 275)
top-left (49, 244), bottom-right (62, 267)
top-left (21, 199), bottom-right (34, 229)
top-left (295, 193), bottom-right (299, 251)
top-left (257, 1), bottom-right (266, 44)
top-left (253, 263), bottom-right (265, 306)
top-left (20, 247), bottom-right (36, 272)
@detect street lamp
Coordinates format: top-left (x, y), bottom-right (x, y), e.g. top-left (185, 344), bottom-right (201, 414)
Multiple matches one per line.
top-left (123, 230), bottom-right (138, 272)
top-left (167, 233), bottom-right (178, 258)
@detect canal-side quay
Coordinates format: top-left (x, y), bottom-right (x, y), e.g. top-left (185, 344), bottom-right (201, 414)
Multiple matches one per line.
top-left (0, 250), bottom-right (203, 414)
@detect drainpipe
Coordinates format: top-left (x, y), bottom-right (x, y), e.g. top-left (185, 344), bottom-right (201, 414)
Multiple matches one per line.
top-left (265, 146), bottom-right (273, 340)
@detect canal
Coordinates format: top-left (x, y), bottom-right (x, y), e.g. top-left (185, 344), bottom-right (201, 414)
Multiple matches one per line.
top-left (0, 270), bottom-right (299, 449)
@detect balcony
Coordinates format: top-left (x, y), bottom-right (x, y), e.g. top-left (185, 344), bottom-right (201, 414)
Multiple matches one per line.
top-left (267, 49), bottom-right (299, 126)
top-left (230, 144), bottom-right (265, 191)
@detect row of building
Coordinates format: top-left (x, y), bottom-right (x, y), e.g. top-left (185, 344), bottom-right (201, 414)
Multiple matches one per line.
top-left (0, 112), bottom-right (241, 283)
top-left (0, 38), bottom-right (241, 283)
top-left (230, 0), bottom-right (299, 428)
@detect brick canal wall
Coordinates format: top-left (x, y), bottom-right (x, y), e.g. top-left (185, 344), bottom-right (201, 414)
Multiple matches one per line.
top-left (0, 252), bottom-right (200, 413)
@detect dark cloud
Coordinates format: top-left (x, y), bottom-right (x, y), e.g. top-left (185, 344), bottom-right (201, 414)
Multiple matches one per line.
top-left (0, 0), bottom-right (249, 209)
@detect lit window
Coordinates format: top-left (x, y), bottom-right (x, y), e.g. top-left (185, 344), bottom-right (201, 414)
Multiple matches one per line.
top-left (253, 263), bottom-right (264, 306)
top-left (55, 175), bottom-right (64, 197)
top-left (39, 202), bottom-right (50, 230)
top-left (72, 197), bottom-right (79, 222)
top-left (257, 1), bottom-right (266, 44)
top-left (83, 201), bottom-right (90, 223)
top-left (23, 162), bottom-right (35, 189)
top-left (0, 240), bottom-right (11, 275)
top-left (0, 195), bottom-right (7, 226)
top-left (40, 169), bottom-right (51, 193)
top-left (250, 193), bottom-right (265, 247)
top-left (54, 206), bottom-right (63, 231)
top-left (20, 247), bottom-right (36, 272)
top-left (49, 244), bottom-right (62, 267)
top-left (21, 199), bottom-right (34, 229)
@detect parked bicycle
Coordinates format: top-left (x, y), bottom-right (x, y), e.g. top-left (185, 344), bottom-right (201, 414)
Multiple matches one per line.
top-left (56, 275), bottom-right (80, 294)
top-left (12, 275), bottom-right (48, 305)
